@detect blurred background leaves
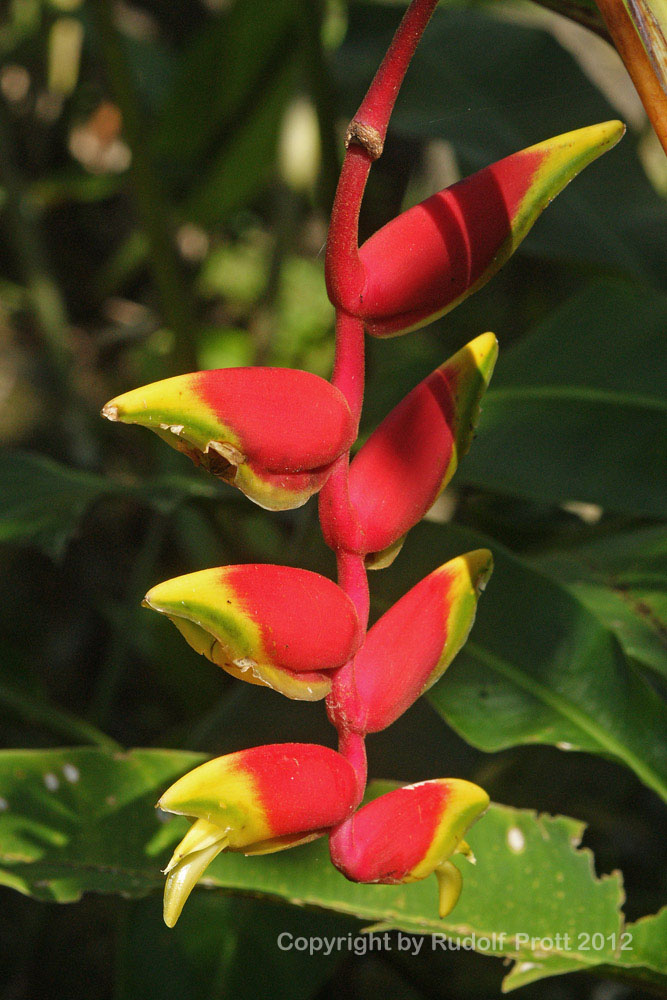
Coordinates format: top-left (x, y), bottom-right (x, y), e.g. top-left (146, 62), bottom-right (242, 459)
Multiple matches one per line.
top-left (0, 0), bottom-right (665, 997)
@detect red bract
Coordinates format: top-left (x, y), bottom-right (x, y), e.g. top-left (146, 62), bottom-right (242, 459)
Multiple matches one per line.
top-left (327, 551), bottom-right (492, 733)
top-left (159, 743), bottom-right (359, 926)
top-left (144, 564), bottom-right (362, 701)
top-left (329, 779), bottom-right (489, 917)
top-left (327, 333), bottom-right (497, 566)
top-left (160, 743), bottom-right (359, 845)
top-left (102, 367), bottom-right (356, 510)
top-left (329, 122), bottom-right (624, 333)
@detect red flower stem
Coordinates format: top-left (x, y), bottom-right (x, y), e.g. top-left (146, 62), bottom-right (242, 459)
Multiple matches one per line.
top-left (325, 148), bottom-right (372, 311)
top-left (318, 454), bottom-right (365, 555)
top-left (336, 729), bottom-right (368, 808)
top-left (336, 548), bottom-right (370, 631)
top-left (318, 311), bottom-right (366, 557)
top-left (324, 506), bottom-right (370, 796)
top-left (322, 0), bottom-right (438, 795)
top-left (329, 551), bottom-right (369, 800)
top-left (325, 0), bottom-right (439, 312)
top-left (331, 309), bottom-right (366, 425)
top-left (353, 0), bottom-right (439, 147)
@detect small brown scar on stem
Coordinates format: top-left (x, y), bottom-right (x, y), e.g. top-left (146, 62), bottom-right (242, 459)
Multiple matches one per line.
top-left (345, 120), bottom-right (384, 160)
top-left (101, 403), bottom-right (119, 421)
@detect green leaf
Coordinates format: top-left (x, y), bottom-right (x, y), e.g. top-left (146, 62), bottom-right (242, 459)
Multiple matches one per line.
top-left (459, 280), bottom-right (667, 517)
top-left (0, 748), bottom-right (203, 901)
top-left (0, 451), bottom-right (111, 559)
top-left (117, 895), bottom-right (348, 1000)
top-left (529, 0), bottom-right (608, 38)
top-left (489, 278), bottom-right (667, 399)
top-left (534, 526), bottom-right (667, 680)
top-left (503, 907), bottom-right (667, 991)
top-left (463, 390), bottom-right (666, 518)
top-left (196, 796), bottom-right (626, 971)
top-left (373, 522), bottom-right (667, 800)
top-left (183, 54), bottom-right (297, 225)
top-left (0, 753), bottom-right (619, 944)
top-left (0, 678), bottom-right (121, 752)
top-left (0, 451), bottom-right (220, 559)
top-left (151, 0), bottom-right (298, 183)
top-left (624, 908), bottom-right (667, 977)
top-left (0, 750), bottom-right (662, 988)
top-left (1, 750), bottom-right (662, 986)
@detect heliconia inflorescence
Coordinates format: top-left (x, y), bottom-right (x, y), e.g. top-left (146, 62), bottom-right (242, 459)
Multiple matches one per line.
top-left (103, 0), bottom-right (624, 926)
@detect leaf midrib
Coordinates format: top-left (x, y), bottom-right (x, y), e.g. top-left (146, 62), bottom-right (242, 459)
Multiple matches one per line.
top-left (464, 639), bottom-right (667, 802)
top-left (487, 384), bottom-right (667, 412)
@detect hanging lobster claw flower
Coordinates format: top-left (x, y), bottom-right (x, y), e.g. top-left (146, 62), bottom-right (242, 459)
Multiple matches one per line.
top-left (353, 121), bottom-right (624, 336)
top-left (348, 333), bottom-right (497, 568)
top-left (328, 550), bottom-right (492, 733)
top-left (329, 779), bottom-right (489, 918)
top-left (159, 743), bottom-right (358, 927)
top-left (144, 564), bottom-right (362, 701)
top-left (102, 367), bottom-right (356, 510)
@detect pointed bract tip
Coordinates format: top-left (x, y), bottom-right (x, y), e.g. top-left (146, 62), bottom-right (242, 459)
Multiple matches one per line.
top-left (442, 333), bottom-right (498, 459)
top-left (163, 818), bottom-right (228, 875)
top-left (444, 331), bottom-right (498, 388)
top-left (461, 548), bottom-right (494, 593)
top-left (544, 121), bottom-right (626, 180)
top-left (163, 837), bottom-right (226, 927)
top-left (436, 860), bottom-right (463, 918)
top-left (346, 334), bottom-right (498, 563)
top-left (142, 566), bottom-right (361, 701)
top-left (566, 119), bottom-right (625, 151)
top-left (98, 369), bottom-right (356, 511)
top-left (457, 840), bottom-right (476, 864)
top-left (101, 402), bottom-right (119, 421)
top-left (142, 577), bottom-right (191, 615)
top-left (445, 777), bottom-right (491, 817)
top-left (466, 331), bottom-right (498, 381)
top-left (515, 121), bottom-right (626, 233)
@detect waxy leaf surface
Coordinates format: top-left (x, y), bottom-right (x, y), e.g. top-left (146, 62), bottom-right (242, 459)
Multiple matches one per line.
top-left (459, 280), bottom-right (667, 518)
top-left (373, 523), bottom-right (667, 801)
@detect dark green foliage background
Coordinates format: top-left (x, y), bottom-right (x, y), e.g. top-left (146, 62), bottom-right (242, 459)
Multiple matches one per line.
top-left (0, 1), bottom-right (665, 997)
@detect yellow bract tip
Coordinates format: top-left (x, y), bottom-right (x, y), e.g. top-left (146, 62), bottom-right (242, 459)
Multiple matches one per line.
top-left (466, 331), bottom-right (499, 380)
top-left (436, 860), bottom-right (463, 918)
top-left (163, 837), bottom-right (227, 928)
top-left (460, 548), bottom-right (494, 594)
